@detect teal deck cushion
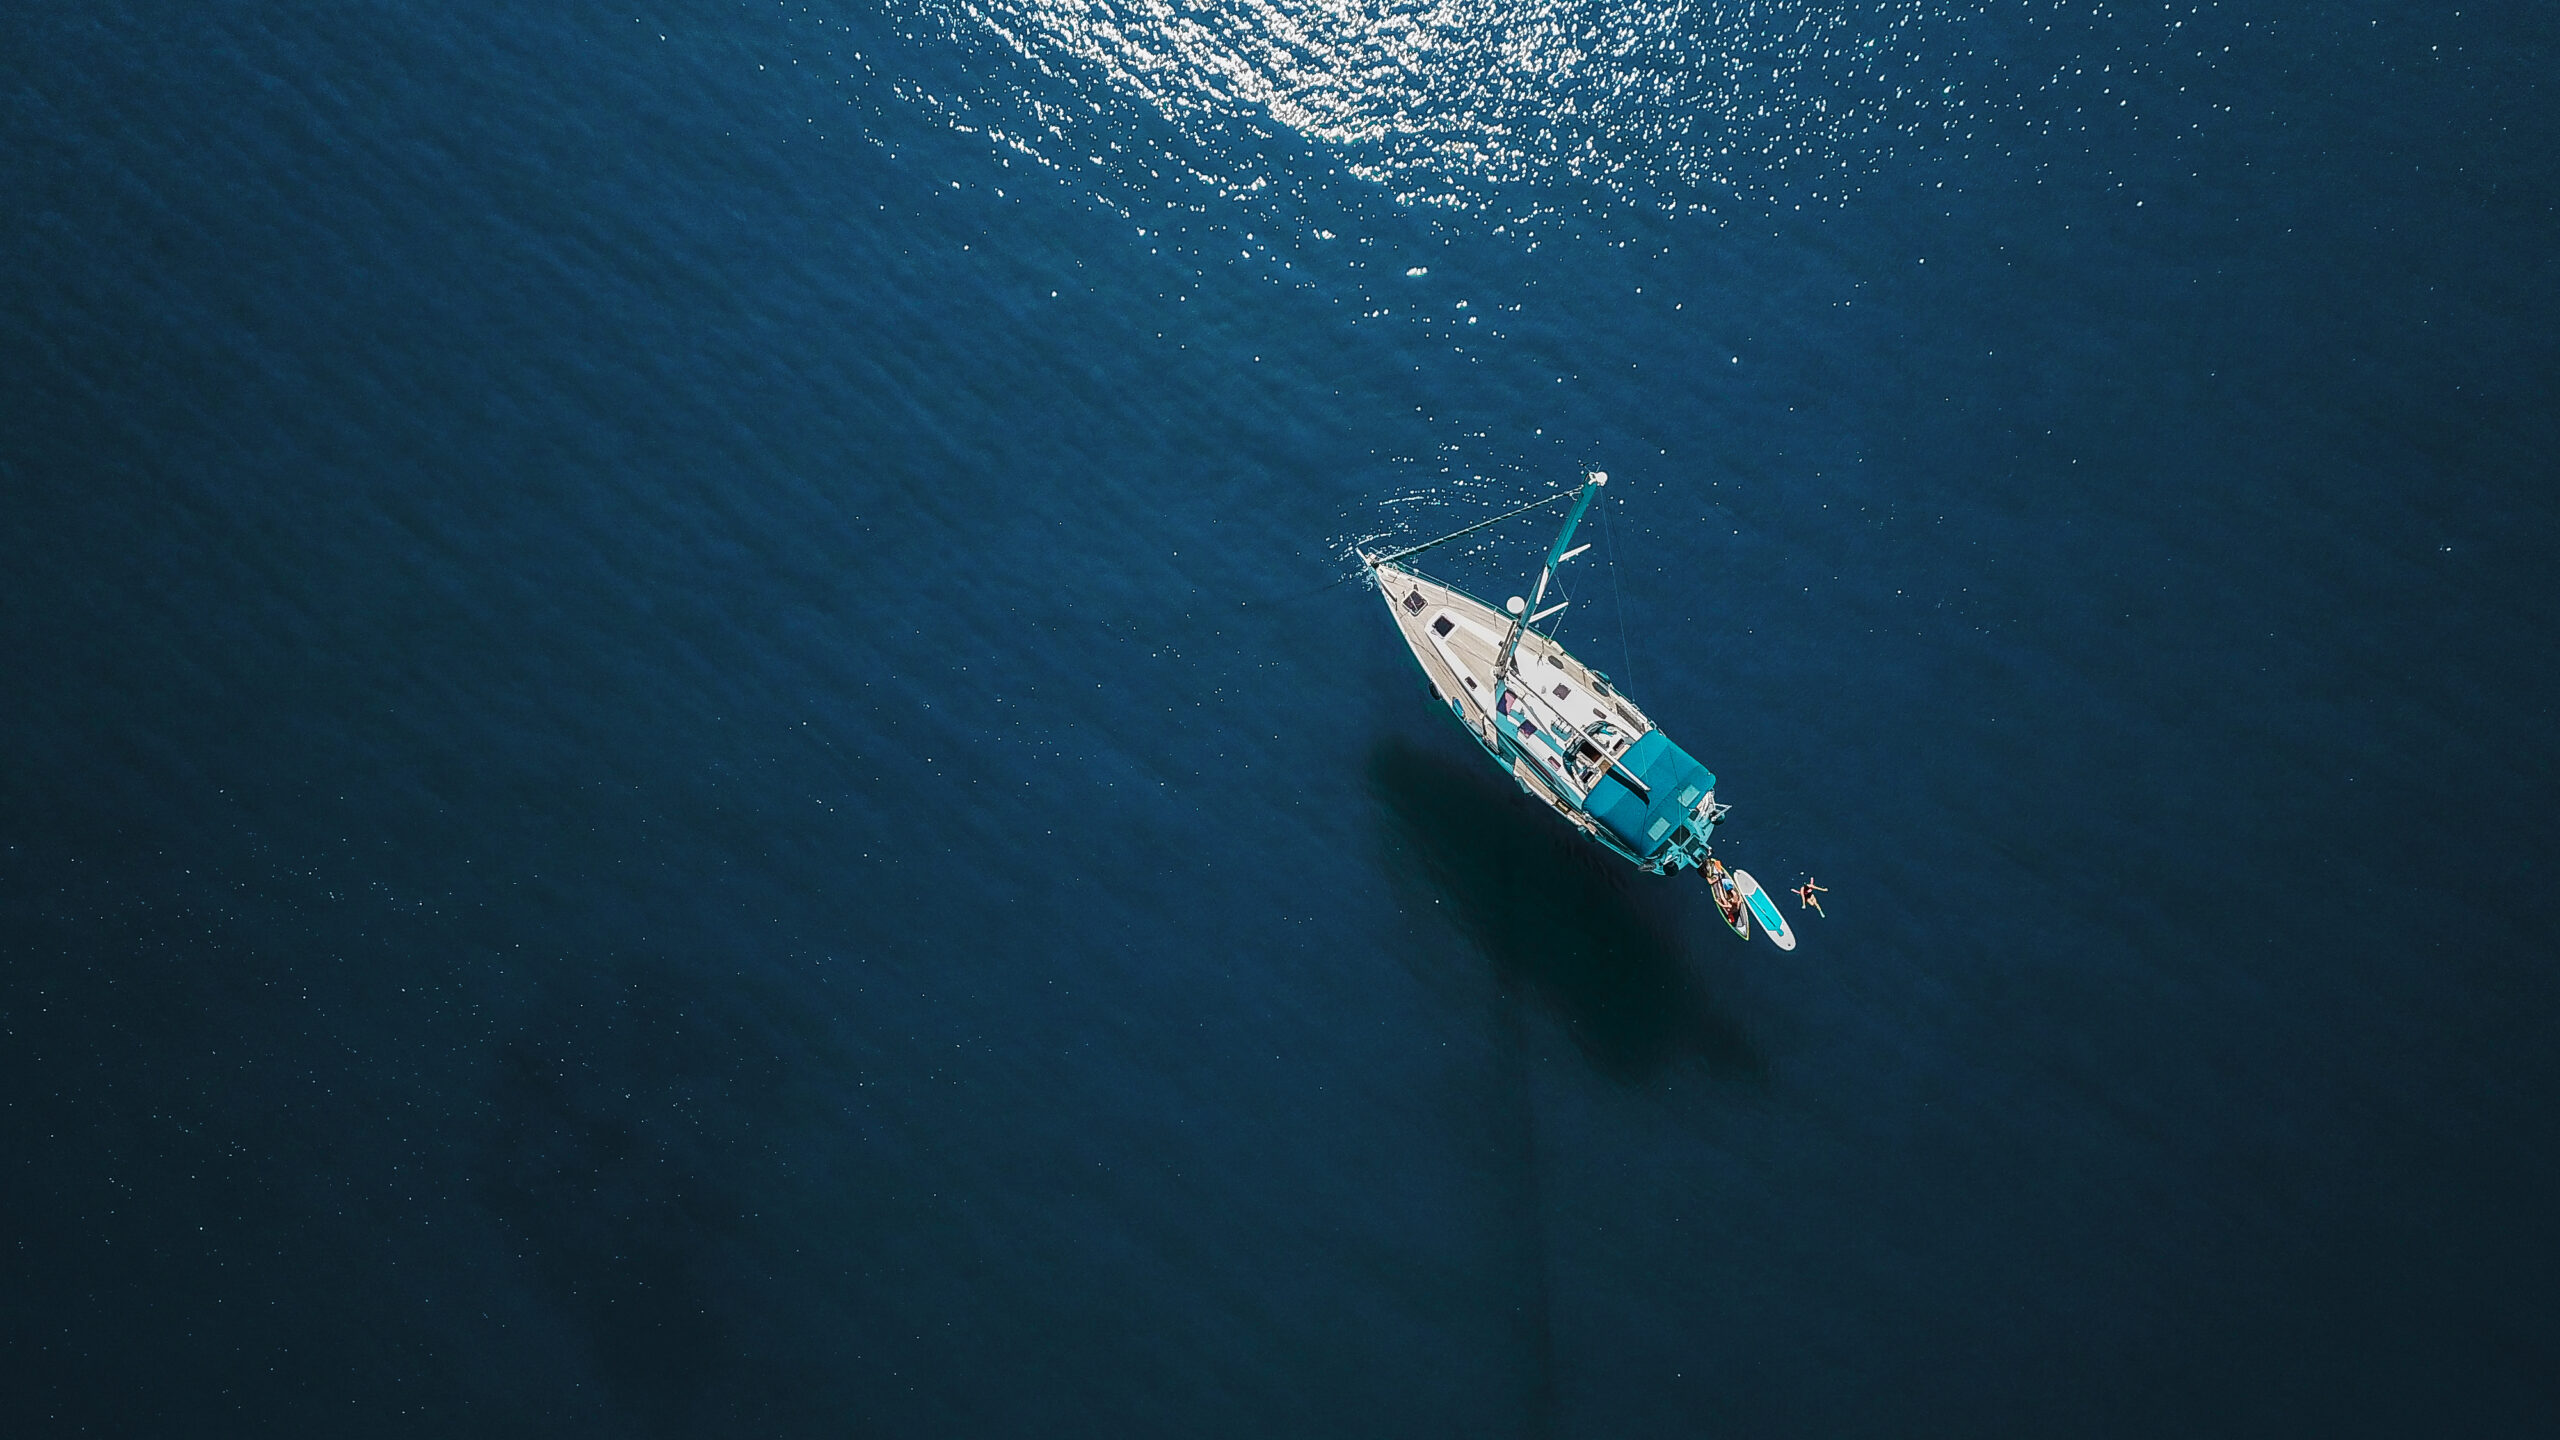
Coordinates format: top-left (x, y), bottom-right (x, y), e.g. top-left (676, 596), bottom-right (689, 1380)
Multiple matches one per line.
top-left (1589, 731), bottom-right (1716, 857)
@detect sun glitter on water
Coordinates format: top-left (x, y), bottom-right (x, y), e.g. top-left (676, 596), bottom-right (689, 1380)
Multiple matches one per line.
top-left (930, 0), bottom-right (1981, 213)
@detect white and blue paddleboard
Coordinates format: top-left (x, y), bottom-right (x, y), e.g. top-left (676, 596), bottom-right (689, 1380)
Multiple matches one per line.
top-left (1732, 870), bottom-right (1796, 952)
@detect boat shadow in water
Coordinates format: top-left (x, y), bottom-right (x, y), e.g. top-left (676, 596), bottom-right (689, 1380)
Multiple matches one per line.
top-left (1367, 736), bottom-right (1763, 1084)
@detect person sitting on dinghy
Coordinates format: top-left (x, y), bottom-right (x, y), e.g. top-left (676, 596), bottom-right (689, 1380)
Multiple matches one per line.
top-left (1703, 858), bottom-right (1746, 928)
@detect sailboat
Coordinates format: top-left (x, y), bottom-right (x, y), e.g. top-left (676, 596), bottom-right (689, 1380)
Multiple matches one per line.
top-left (1362, 471), bottom-right (1791, 948)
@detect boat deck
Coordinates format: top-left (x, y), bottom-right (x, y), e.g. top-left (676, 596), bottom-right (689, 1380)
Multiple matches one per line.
top-left (1373, 559), bottom-right (1655, 827)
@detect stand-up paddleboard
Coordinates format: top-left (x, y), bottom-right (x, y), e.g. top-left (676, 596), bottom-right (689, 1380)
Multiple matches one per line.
top-left (1704, 863), bottom-right (1750, 939)
top-left (1733, 869), bottom-right (1796, 951)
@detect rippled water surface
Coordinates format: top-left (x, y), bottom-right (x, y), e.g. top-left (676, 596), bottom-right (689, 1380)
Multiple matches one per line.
top-left (5, 0), bottom-right (2557, 1434)
top-left (941, 0), bottom-right (1979, 207)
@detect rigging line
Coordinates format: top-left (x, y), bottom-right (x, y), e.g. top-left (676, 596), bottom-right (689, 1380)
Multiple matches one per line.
top-left (1603, 486), bottom-right (1633, 687)
top-left (1363, 488), bottom-right (1578, 567)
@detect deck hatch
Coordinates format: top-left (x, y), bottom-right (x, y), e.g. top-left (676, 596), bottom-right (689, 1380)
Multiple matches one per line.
top-left (1432, 615), bottom-right (1454, 637)
top-left (1403, 590), bottom-right (1427, 614)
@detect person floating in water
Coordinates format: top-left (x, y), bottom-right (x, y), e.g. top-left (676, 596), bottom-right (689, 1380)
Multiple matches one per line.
top-left (1792, 878), bottom-right (1827, 917)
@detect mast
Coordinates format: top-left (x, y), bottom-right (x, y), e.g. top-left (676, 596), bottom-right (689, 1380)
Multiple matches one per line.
top-left (1495, 471), bottom-right (1605, 699)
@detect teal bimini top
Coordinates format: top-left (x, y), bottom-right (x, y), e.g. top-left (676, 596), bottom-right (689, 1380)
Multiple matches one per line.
top-left (1583, 730), bottom-right (1716, 857)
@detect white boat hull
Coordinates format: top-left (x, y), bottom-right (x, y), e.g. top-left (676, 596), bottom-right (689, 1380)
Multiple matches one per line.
top-left (1373, 559), bottom-right (1694, 870)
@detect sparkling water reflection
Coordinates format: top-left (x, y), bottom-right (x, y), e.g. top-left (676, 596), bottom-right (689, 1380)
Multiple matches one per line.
top-left (930, 0), bottom-right (1983, 212)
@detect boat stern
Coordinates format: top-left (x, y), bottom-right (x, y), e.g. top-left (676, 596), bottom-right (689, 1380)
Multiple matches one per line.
top-left (1585, 730), bottom-right (1721, 872)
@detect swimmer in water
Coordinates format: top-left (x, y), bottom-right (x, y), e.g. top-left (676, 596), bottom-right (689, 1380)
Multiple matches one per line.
top-left (1792, 878), bottom-right (1827, 917)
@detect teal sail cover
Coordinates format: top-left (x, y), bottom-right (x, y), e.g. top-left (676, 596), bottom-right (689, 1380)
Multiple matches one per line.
top-left (1584, 731), bottom-right (1716, 857)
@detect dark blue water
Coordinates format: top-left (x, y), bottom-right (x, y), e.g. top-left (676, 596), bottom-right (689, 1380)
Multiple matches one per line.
top-left (6, 1), bottom-right (2556, 1433)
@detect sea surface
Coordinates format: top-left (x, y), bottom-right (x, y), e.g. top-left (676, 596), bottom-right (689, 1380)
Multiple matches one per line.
top-left (5, 1), bottom-right (2556, 1434)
